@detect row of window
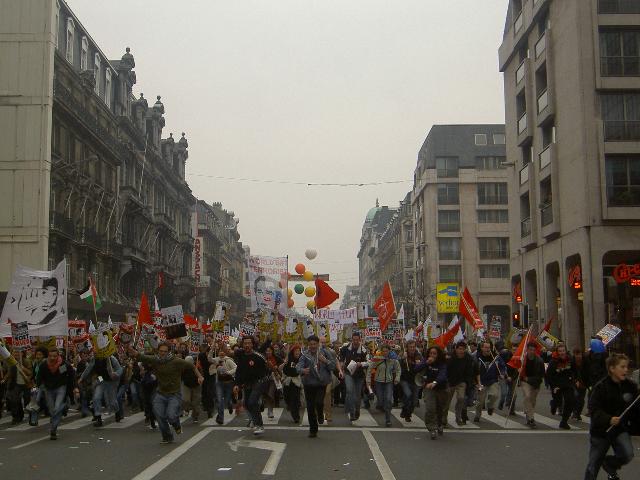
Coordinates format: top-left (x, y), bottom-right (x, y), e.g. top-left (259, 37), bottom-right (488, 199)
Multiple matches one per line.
top-left (438, 237), bottom-right (509, 260)
top-left (437, 182), bottom-right (508, 205)
top-left (438, 264), bottom-right (510, 282)
top-left (436, 156), bottom-right (507, 177)
top-left (474, 133), bottom-right (506, 146)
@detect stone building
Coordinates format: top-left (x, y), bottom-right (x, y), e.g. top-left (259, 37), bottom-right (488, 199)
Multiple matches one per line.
top-left (499, 0), bottom-right (640, 363)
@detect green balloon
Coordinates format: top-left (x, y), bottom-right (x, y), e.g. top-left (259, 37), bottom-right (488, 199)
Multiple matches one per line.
top-left (294, 284), bottom-right (304, 294)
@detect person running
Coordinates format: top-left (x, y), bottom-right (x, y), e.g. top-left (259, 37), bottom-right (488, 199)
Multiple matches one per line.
top-left (573, 347), bottom-right (588, 421)
top-left (546, 343), bottom-right (577, 429)
top-left (281, 344), bottom-right (303, 424)
top-left (36, 347), bottom-right (74, 440)
top-left (319, 337), bottom-right (340, 423)
top-left (474, 340), bottom-right (505, 422)
top-left (79, 352), bottom-right (123, 427)
top-left (233, 336), bottom-right (269, 436)
top-left (421, 345), bottom-right (448, 440)
top-left (399, 340), bottom-right (423, 422)
top-left (584, 353), bottom-right (638, 480)
top-left (296, 335), bottom-right (336, 437)
top-left (521, 342), bottom-right (545, 429)
top-left (262, 345), bottom-right (283, 419)
top-left (339, 332), bottom-right (368, 422)
top-left (446, 341), bottom-right (477, 426)
top-left (208, 343), bottom-right (237, 425)
top-left (128, 342), bottom-right (203, 443)
top-left (181, 356), bottom-right (202, 422)
top-left (370, 345), bottom-right (401, 427)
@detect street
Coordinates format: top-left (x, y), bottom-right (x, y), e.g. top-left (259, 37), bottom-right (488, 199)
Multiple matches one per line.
top-left (1, 390), bottom-right (638, 480)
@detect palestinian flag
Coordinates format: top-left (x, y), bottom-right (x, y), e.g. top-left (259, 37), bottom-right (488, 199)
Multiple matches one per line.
top-left (79, 277), bottom-right (102, 311)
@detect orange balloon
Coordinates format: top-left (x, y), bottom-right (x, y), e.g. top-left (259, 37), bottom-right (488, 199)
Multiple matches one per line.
top-left (295, 263), bottom-right (306, 275)
top-left (288, 298), bottom-right (295, 308)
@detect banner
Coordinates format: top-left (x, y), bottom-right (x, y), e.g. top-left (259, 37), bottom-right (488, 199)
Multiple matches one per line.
top-left (190, 328), bottom-right (204, 355)
top-left (302, 317), bottom-right (316, 339)
top-left (282, 315), bottom-right (302, 343)
top-left (364, 327), bottom-right (382, 342)
top-left (0, 259), bottom-right (69, 337)
top-left (160, 305), bottom-right (187, 339)
top-left (537, 329), bottom-right (560, 350)
top-left (91, 323), bottom-right (116, 359)
top-left (596, 324), bottom-right (622, 345)
top-left (436, 283), bottom-right (460, 313)
top-left (329, 322), bottom-right (342, 343)
top-left (68, 319), bottom-right (88, 342)
top-left (137, 324), bottom-right (159, 350)
top-left (239, 322), bottom-right (256, 338)
top-left (11, 321), bottom-right (31, 350)
top-left (116, 324), bottom-right (134, 345)
top-left (248, 255), bottom-right (288, 315)
top-left (374, 281), bottom-right (396, 332)
top-left (460, 287), bottom-right (484, 330)
top-left (356, 304), bottom-right (368, 330)
top-left (212, 301), bottom-right (230, 332)
top-left (314, 307), bottom-right (357, 325)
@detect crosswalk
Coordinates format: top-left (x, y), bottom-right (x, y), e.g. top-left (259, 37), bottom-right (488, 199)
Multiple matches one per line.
top-left (0, 407), bottom-right (589, 434)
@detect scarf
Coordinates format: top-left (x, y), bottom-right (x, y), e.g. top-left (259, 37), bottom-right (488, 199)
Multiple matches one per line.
top-left (155, 352), bottom-right (175, 364)
top-left (47, 356), bottom-right (63, 374)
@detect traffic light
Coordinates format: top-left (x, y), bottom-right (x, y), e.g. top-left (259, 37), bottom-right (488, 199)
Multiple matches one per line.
top-left (512, 311), bottom-right (520, 327)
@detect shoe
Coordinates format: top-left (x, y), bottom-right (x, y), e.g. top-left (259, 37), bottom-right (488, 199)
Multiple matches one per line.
top-left (293, 417), bottom-right (300, 424)
top-left (93, 417), bottom-right (103, 428)
top-left (437, 427), bottom-right (444, 436)
top-left (385, 421), bottom-right (392, 427)
top-left (192, 417), bottom-right (199, 423)
top-left (473, 417), bottom-right (480, 423)
top-left (318, 417), bottom-right (324, 425)
top-left (308, 431), bottom-right (317, 438)
top-left (160, 437), bottom-right (174, 444)
top-left (253, 426), bottom-right (265, 435)
top-left (348, 414), bottom-right (356, 423)
top-left (150, 420), bottom-right (157, 429)
top-left (228, 405), bottom-right (233, 415)
top-left (50, 430), bottom-right (57, 440)
top-left (551, 408), bottom-right (557, 416)
top-left (527, 419), bottom-right (537, 429)
top-left (430, 431), bottom-right (437, 440)
top-left (559, 421), bottom-right (571, 430)
top-left (405, 416), bottom-right (412, 423)
top-left (354, 411), bottom-right (360, 420)
top-left (216, 415), bottom-right (223, 425)
top-left (572, 415), bottom-right (582, 422)
top-left (455, 419), bottom-right (464, 426)
top-left (607, 473), bottom-right (620, 480)
top-left (268, 414), bottom-right (275, 419)
top-left (144, 417), bottom-right (150, 426)
top-left (174, 425), bottom-right (182, 435)
top-left (115, 411), bottom-right (123, 422)
top-left (247, 420), bottom-right (254, 428)
top-left (487, 408), bottom-right (494, 416)
top-left (508, 409), bottom-right (515, 416)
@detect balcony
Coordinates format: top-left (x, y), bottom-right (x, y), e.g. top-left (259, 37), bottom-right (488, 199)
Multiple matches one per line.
top-left (436, 169), bottom-right (459, 178)
top-left (77, 226), bottom-right (104, 250)
top-left (599, 0), bottom-right (640, 13)
top-left (520, 164), bottom-right (530, 185)
top-left (516, 60), bottom-right (526, 85)
top-left (601, 57), bottom-right (640, 77)
top-left (604, 121), bottom-right (640, 141)
top-left (179, 232), bottom-right (194, 245)
top-left (104, 239), bottom-right (123, 258)
top-left (521, 217), bottom-right (532, 237)
top-left (154, 211), bottom-right (174, 230)
top-left (49, 211), bottom-right (75, 238)
top-left (540, 203), bottom-right (553, 226)
top-left (123, 245), bottom-right (147, 263)
top-left (539, 145), bottom-right (552, 169)
top-left (518, 113), bottom-right (528, 135)
top-left (514, 11), bottom-right (524, 35)
top-left (535, 33), bottom-right (546, 59)
top-left (537, 89), bottom-right (548, 114)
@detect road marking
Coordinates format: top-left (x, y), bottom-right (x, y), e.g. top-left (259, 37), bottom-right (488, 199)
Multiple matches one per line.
top-left (362, 430), bottom-right (397, 480)
top-left (59, 416), bottom-right (94, 430)
top-left (447, 412), bottom-right (479, 429)
top-left (390, 410), bottom-right (423, 428)
top-left (478, 412), bottom-right (526, 429)
top-left (203, 425), bottom-right (587, 434)
top-left (227, 437), bottom-right (286, 475)
top-left (7, 412), bottom-right (80, 432)
top-left (130, 428), bottom-right (214, 480)
top-left (202, 411), bottom-right (237, 426)
top-left (104, 412), bottom-right (146, 429)
top-left (0, 417), bottom-right (13, 426)
top-left (263, 408), bottom-right (284, 425)
top-left (9, 435), bottom-right (50, 450)
top-left (515, 411), bottom-right (580, 430)
top-left (351, 410), bottom-right (378, 427)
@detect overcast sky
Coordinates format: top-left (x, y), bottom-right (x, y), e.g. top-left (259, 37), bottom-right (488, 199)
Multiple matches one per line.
top-left (69, 0), bottom-right (507, 303)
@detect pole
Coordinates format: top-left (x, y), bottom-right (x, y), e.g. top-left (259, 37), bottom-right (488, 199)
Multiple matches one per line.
top-left (606, 393), bottom-right (640, 433)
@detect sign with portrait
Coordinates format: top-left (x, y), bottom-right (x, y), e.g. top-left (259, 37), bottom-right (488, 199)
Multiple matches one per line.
top-left (160, 305), bottom-right (187, 339)
top-left (248, 255), bottom-right (288, 315)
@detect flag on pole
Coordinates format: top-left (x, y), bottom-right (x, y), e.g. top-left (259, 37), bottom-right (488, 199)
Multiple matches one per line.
top-left (459, 287), bottom-right (483, 330)
top-left (542, 316), bottom-right (554, 333)
top-left (184, 314), bottom-right (198, 327)
top-left (433, 318), bottom-right (461, 348)
top-left (153, 296), bottom-right (162, 322)
top-left (397, 305), bottom-right (405, 322)
top-left (452, 315), bottom-right (464, 344)
top-left (137, 292), bottom-right (153, 326)
top-left (314, 279), bottom-right (340, 309)
top-left (374, 281), bottom-right (396, 332)
top-left (415, 314), bottom-right (431, 336)
top-left (507, 327), bottom-right (533, 371)
top-left (79, 277), bottom-right (102, 311)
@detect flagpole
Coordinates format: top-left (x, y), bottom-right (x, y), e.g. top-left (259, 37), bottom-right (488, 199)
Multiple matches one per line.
top-left (504, 326), bottom-right (533, 427)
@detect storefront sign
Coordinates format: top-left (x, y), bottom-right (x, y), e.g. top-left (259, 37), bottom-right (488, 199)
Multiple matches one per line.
top-left (613, 262), bottom-right (640, 284)
top-left (193, 237), bottom-right (203, 287)
top-left (436, 283), bottom-right (460, 313)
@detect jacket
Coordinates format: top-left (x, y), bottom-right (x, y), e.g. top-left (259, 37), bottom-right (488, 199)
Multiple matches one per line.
top-left (546, 353), bottom-right (576, 390)
top-left (400, 351), bottom-right (423, 382)
top-left (476, 353), bottom-right (505, 387)
top-left (589, 376), bottom-right (639, 438)
top-left (296, 347), bottom-right (336, 387)
top-left (447, 353), bottom-right (475, 387)
top-left (421, 363), bottom-right (448, 390)
top-left (207, 354), bottom-right (237, 380)
top-left (37, 361), bottom-right (75, 392)
top-left (234, 350), bottom-right (268, 387)
top-left (80, 356), bottom-right (123, 383)
top-left (370, 357), bottom-right (401, 384)
top-left (522, 354), bottom-right (545, 388)
top-left (339, 344), bottom-right (368, 379)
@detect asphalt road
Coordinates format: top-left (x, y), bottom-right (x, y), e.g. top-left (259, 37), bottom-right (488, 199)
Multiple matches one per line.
top-left (1, 390), bottom-right (639, 480)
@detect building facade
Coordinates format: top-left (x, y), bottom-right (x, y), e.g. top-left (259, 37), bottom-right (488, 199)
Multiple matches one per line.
top-left (500, 0), bottom-right (640, 363)
top-left (340, 285), bottom-right (361, 310)
top-left (412, 125), bottom-right (511, 332)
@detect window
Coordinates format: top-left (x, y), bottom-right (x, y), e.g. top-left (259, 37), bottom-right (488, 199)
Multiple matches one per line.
top-left (474, 134), bottom-right (488, 146)
top-left (436, 157), bottom-right (459, 178)
top-left (105, 69), bottom-right (112, 107)
top-left (478, 183), bottom-right (508, 204)
top-left (438, 210), bottom-right (460, 232)
top-left (540, 177), bottom-right (553, 226)
top-left (476, 156), bottom-right (506, 170)
top-left (522, 146), bottom-right (532, 166)
top-left (600, 30), bottom-right (640, 76)
top-left (94, 53), bottom-right (101, 96)
top-left (493, 133), bottom-right (506, 145)
top-left (81, 36), bottom-right (88, 70)
top-left (404, 226), bottom-right (413, 243)
top-left (478, 210), bottom-right (508, 223)
top-left (606, 155), bottom-right (640, 206)
top-left (599, 0), bottom-right (640, 14)
top-left (65, 18), bottom-right (74, 64)
top-left (480, 264), bottom-right (510, 279)
top-left (479, 237), bottom-right (509, 259)
top-left (602, 93), bottom-right (640, 141)
top-left (437, 184), bottom-right (459, 204)
top-left (439, 238), bottom-right (461, 260)
top-left (439, 265), bottom-right (462, 283)
top-left (542, 123), bottom-right (556, 148)
top-left (405, 247), bottom-right (413, 267)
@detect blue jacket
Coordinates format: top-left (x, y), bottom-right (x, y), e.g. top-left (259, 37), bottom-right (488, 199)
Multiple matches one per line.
top-left (422, 363), bottom-right (448, 390)
top-left (476, 353), bottom-right (505, 386)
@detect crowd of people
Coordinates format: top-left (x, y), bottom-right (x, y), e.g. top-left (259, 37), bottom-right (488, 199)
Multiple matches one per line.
top-left (0, 328), bottom-right (638, 479)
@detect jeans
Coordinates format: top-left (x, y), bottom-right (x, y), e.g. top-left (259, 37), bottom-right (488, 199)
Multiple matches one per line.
top-left (181, 385), bottom-right (202, 420)
top-left (475, 382), bottom-right (500, 419)
top-left (375, 382), bottom-right (394, 423)
top-left (44, 385), bottom-right (67, 432)
top-left (574, 387), bottom-right (587, 418)
top-left (152, 392), bottom-right (182, 441)
top-left (584, 432), bottom-right (635, 480)
top-left (215, 381), bottom-right (233, 420)
top-left (303, 384), bottom-right (326, 433)
top-left (399, 380), bottom-right (418, 417)
top-left (129, 381), bottom-right (142, 411)
top-left (79, 385), bottom-right (91, 416)
top-left (244, 383), bottom-right (265, 427)
top-left (344, 375), bottom-right (365, 418)
top-left (323, 384), bottom-right (333, 421)
top-left (283, 383), bottom-right (302, 422)
top-left (116, 384), bottom-right (128, 417)
top-left (556, 386), bottom-right (575, 423)
top-left (522, 382), bottom-right (539, 421)
top-left (93, 380), bottom-right (118, 416)
top-left (423, 388), bottom-right (448, 431)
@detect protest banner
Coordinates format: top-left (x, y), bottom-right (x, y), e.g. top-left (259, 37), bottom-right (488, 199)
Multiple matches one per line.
top-left (240, 322), bottom-right (256, 338)
top-left (10, 321), bottom-right (30, 350)
top-left (314, 307), bottom-right (357, 325)
top-left (212, 301), bottom-right (230, 332)
top-left (537, 329), bottom-right (560, 350)
top-left (190, 328), bottom-right (204, 355)
top-left (365, 327), bottom-right (382, 343)
top-left (248, 255), bottom-right (288, 315)
top-left (160, 305), bottom-right (186, 339)
top-left (68, 319), bottom-right (88, 342)
top-left (91, 323), bottom-right (116, 359)
top-left (596, 324), bottom-right (623, 345)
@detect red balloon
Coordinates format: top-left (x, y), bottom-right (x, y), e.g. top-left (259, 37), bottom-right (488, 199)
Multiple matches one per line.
top-left (295, 263), bottom-right (306, 275)
top-left (288, 298), bottom-right (295, 308)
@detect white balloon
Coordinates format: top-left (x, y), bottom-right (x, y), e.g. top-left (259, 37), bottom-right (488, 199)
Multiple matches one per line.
top-left (305, 249), bottom-right (317, 260)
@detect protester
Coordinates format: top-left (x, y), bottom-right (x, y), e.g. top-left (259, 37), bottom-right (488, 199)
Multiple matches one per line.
top-left (421, 345), bottom-right (448, 440)
top-left (208, 343), bottom-right (237, 425)
top-left (339, 332), bottom-right (368, 422)
top-left (36, 347), bottom-right (74, 440)
top-left (233, 336), bottom-right (269, 435)
top-left (446, 341), bottom-right (477, 426)
top-left (370, 345), bottom-right (401, 427)
top-left (572, 347), bottom-right (588, 422)
top-left (399, 340), bottom-right (423, 422)
top-left (79, 352), bottom-right (123, 427)
top-left (5, 349), bottom-right (32, 425)
top-left (181, 356), bottom-right (202, 422)
top-left (546, 344), bottom-right (577, 429)
top-left (282, 344), bottom-right (303, 423)
top-left (521, 342), bottom-right (545, 429)
top-left (474, 340), bottom-right (505, 422)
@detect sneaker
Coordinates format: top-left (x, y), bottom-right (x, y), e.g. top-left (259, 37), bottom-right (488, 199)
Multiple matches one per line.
top-left (93, 417), bottom-right (103, 428)
top-left (144, 417), bottom-right (150, 426)
top-left (455, 419), bottom-right (464, 426)
top-left (253, 426), bottom-right (265, 435)
top-left (50, 430), bottom-right (57, 441)
top-left (430, 431), bottom-right (437, 440)
top-left (437, 427), bottom-right (444, 436)
top-left (318, 417), bottom-right (324, 425)
top-left (473, 416), bottom-right (480, 423)
top-left (150, 420), bottom-right (157, 430)
top-left (174, 425), bottom-right (182, 435)
top-left (308, 431), bottom-right (317, 438)
top-left (405, 416), bottom-right (412, 423)
top-left (115, 411), bottom-right (123, 423)
top-left (559, 421), bottom-right (571, 430)
top-left (385, 421), bottom-right (392, 427)
top-left (160, 437), bottom-right (174, 444)
top-left (216, 416), bottom-right (223, 425)
top-left (487, 408), bottom-right (494, 416)
top-left (527, 419), bottom-right (537, 429)
top-left (228, 405), bottom-right (233, 415)
top-left (607, 474), bottom-right (620, 480)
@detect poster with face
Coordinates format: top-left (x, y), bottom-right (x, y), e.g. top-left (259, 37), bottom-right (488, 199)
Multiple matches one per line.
top-left (211, 301), bottom-right (230, 332)
top-left (11, 321), bottom-right (31, 350)
top-left (248, 256), bottom-right (287, 315)
top-left (116, 323), bottom-right (134, 345)
top-left (0, 260), bottom-right (68, 337)
top-left (302, 317), bottom-right (316, 339)
top-left (91, 323), bottom-right (116, 359)
top-left (160, 305), bottom-right (187, 339)
top-left (68, 319), bottom-right (88, 342)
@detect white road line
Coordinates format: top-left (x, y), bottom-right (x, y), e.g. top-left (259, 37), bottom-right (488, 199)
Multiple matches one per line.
top-left (9, 435), bottom-right (50, 450)
top-left (204, 425), bottom-right (587, 434)
top-left (515, 411), bottom-right (580, 430)
top-left (351, 409), bottom-right (379, 427)
top-left (263, 408), bottom-right (284, 425)
top-left (390, 410), bottom-right (423, 428)
top-left (478, 412), bottom-right (526, 429)
top-left (0, 417), bottom-right (13, 426)
top-left (446, 412), bottom-right (479, 429)
top-left (130, 428), bottom-right (214, 480)
top-left (59, 416), bottom-right (94, 430)
top-left (362, 430), bottom-right (397, 480)
top-left (104, 412), bottom-right (146, 429)
top-left (7, 412), bottom-right (80, 432)
top-left (202, 411), bottom-right (237, 426)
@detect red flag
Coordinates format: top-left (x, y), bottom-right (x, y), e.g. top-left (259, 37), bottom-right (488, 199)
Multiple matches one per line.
top-left (433, 319), bottom-right (461, 348)
top-left (374, 281), bottom-right (396, 332)
top-left (184, 314), bottom-right (198, 327)
top-left (542, 316), bottom-right (553, 333)
top-left (137, 292), bottom-right (153, 326)
top-left (507, 327), bottom-right (532, 371)
top-left (460, 287), bottom-right (484, 330)
top-left (314, 279), bottom-right (340, 309)
top-left (157, 271), bottom-right (164, 289)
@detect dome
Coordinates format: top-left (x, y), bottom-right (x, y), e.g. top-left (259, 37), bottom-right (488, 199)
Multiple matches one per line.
top-left (365, 206), bottom-right (381, 222)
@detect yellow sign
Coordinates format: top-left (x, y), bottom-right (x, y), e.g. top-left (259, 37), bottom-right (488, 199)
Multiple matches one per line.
top-left (436, 283), bottom-right (460, 313)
